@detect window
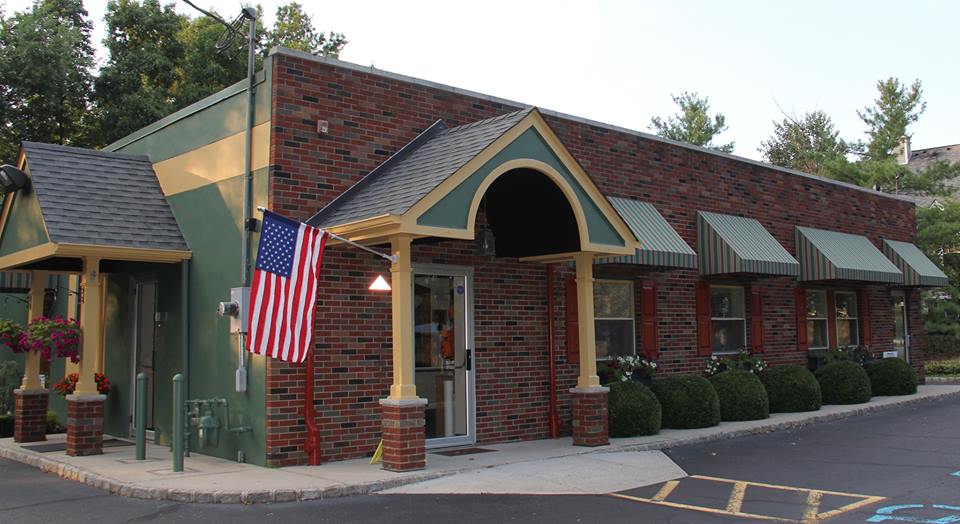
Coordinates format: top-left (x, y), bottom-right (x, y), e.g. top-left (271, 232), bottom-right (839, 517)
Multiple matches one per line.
top-left (835, 291), bottom-right (859, 347)
top-left (710, 285), bottom-right (745, 354)
top-left (594, 280), bottom-right (635, 359)
top-left (806, 290), bottom-right (829, 350)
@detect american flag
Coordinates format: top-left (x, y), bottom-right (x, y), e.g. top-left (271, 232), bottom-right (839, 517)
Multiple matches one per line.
top-left (246, 211), bottom-right (328, 363)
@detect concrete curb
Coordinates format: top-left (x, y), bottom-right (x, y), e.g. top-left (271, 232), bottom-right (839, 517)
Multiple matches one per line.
top-left (2, 387), bottom-right (958, 504)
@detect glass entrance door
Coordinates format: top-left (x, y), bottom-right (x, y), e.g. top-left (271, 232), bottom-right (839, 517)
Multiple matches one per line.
top-left (891, 290), bottom-right (909, 361)
top-left (130, 280), bottom-right (157, 435)
top-left (413, 268), bottom-right (473, 447)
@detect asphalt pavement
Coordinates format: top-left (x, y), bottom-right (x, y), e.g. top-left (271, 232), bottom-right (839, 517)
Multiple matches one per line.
top-left (1, 395), bottom-right (958, 523)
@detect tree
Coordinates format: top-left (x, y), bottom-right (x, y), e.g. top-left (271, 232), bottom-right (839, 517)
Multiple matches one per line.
top-left (858, 78), bottom-right (925, 161)
top-left (760, 110), bottom-right (849, 175)
top-left (91, 0), bottom-right (186, 145)
top-left (917, 202), bottom-right (960, 356)
top-left (266, 2), bottom-right (346, 57)
top-left (0, 0), bottom-right (94, 162)
top-left (820, 157), bottom-right (958, 196)
top-left (649, 92), bottom-right (734, 153)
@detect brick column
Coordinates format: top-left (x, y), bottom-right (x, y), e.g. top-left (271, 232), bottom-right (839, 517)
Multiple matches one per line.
top-left (66, 394), bottom-right (106, 456)
top-left (13, 389), bottom-right (49, 443)
top-left (570, 386), bottom-right (609, 447)
top-left (380, 397), bottom-right (427, 472)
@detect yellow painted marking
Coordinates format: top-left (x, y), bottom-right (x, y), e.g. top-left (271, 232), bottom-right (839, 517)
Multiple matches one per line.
top-left (369, 440), bottom-right (383, 465)
top-left (652, 480), bottom-right (679, 502)
top-left (613, 476), bottom-right (887, 523)
top-left (803, 490), bottom-right (823, 523)
top-left (726, 481), bottom-right (747, 513)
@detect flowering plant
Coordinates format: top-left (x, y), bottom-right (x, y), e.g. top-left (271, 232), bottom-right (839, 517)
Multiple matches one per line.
top-left (704, 350), bottom-right (767, 376)
top-left (52, 372), bottom-right (110, 397)
top-left (823, 345), bottom-right (872, 366)
top-left (0, 319), bottom-right (25, 353)
top-left (23, 316), bottom-right (81, 362)
top-left (609, 355), bottom-right (658, 382)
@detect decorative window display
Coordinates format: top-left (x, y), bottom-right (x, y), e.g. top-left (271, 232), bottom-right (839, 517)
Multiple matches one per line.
top-left (710, 286), bottom-right (745, 354)
top-left (806, 290), bottom-right (829, 350)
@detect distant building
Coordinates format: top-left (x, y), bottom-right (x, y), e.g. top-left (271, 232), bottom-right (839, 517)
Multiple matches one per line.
top-left (897, 136), bottom-right (960, 208)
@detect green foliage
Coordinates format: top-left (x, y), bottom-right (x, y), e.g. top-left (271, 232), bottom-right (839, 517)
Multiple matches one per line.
top-left (858, 77), bottom-right (925, 161)
top-left (46, 410), bottom-right (64, 433)
top-left (266, 2), bottom-right (346, 57)
top-left (810, 345), bottom-right (873, 367)
top-left (761, 365), bottom-right (822, 413)
top-left (925, 358), bottom-right (960, 376)
top-left (649, 92), bottom-right (734, 153)
top-left (760, 110), bottom-right (849, 176)
top-left (709, 370), bottom-right (769, 421)
top-left (865, 358), bottom-right (917, 396)
top-left (0, 360), bottom-right (22, 414)
top-left (607, 381), bottom-right (662, 437)
top-left (0, 414), bottom-right (12, 438)
top-left (650, 375), bottom-right (720, 429)
top-left (815, 361), bottom-right (872, 405)
top-left (0, 0), bottom-right (95, 162)
top-left (704, 350), bottom-right (767, 376)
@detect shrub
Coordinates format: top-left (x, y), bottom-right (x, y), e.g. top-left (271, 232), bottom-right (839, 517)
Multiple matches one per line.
top-left (0, 361), bottom-right (21, 414)
top-left (0, 414), bottom-right (12, 438)
top-left (816, 361), bottom-right (872, 404)
top-left (46, 410), bottom-right (64, 434)
top-left (761, 365), bottom-right (822, 413)
top-left (865, 358), bottom-right (917, 396)
top-left (607, 381), bottom-right (662, 437)
top-left (710, 370), bottom-right (769, 421)
top-left (704, 350), bottom-right (767, 376)
top-left (651, 375), bottom-right (720, 429)
top-left (926, 358), bottom-right (960, 376)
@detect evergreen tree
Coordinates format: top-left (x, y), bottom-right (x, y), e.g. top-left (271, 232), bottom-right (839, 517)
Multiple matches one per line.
top-left (760, 110), bottom-right (849, 175)
top-left (266, 2), bottom-right (346, 57)
top-left (0, 0), bottom-right (94, 162)
top-left (858, 78), bottom-right (925, 161)
top-left (649, 92), bottom-right (734, 153)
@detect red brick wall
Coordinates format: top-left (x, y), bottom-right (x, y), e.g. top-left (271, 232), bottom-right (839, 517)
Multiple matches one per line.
top-left (266, 53), bottom-right (923, 465)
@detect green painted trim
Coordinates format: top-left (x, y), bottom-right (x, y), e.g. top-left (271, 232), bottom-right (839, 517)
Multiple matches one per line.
top-left (0, 187), bottom-right (50, 258)
top-left (106, 56), bottom-right (272, 163)
top-left (417, 128), bottom-right (625, 247)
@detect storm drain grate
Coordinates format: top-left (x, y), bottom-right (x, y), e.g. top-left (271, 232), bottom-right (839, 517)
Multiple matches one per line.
top-left (432, 447), bottom-right (496, 457)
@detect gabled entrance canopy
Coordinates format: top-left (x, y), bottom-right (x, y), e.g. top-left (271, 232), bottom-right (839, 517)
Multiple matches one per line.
top-left (308, 108), bottom-right (637, 257)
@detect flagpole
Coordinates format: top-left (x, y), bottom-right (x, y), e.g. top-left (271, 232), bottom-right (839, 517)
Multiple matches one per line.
top-left (256, 206), bottom-right (398, 263)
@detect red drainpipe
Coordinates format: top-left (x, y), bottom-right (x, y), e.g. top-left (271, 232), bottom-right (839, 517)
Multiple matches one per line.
top-left (303, 348), bottom-right (322, 465)
top-left (546, 264), bottom-right (559, 439)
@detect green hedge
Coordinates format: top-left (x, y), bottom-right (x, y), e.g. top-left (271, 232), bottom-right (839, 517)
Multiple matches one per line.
top-left (865, 358), bottom-right (917, 396)
top-left (761, 365), bottom-right (822, 413)
top-left (710, 370), bottom-right (769, 421)
top-left (608, 381), bottom-right (662, 437)
top-left (816, 361), bottom-right (872, 404)
top-left (926, 358), bottom-right (960, 376)
top-left (651, 375), bottom-right (720, 429)
top-left (0, 414), bottom-right (12, 438)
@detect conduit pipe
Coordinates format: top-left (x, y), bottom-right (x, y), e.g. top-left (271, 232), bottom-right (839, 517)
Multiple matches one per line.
top-left (546, 264), bottom-right (559, 439)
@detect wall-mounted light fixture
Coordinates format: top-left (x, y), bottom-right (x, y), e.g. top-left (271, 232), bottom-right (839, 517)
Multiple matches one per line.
top-left (0, 165), bottom-right (28, 194)
top-left (369, 274), bottom-right (391, 291)
top-left (476, 227), bottom-right (496, 256)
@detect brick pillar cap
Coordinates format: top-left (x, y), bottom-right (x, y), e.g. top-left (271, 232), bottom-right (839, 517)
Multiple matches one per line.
top-left (570, 386), bottom-right (610, 394)
top-left (66, 394), bottom-right (107, 402)
top-left (14, 388), bottom-right (50, 395)
top-left (379, 397), bottom-right (427, 407)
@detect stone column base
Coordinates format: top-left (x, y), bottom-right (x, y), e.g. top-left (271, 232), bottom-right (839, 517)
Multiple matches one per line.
top-left (14, 389), bottom-right (50, 443)
top-left (66, 394), bottom-right (106, 456)
top-left (380, 397), bottom-right (427, 472)
top-left (570, 386), bottom-right (610, 447)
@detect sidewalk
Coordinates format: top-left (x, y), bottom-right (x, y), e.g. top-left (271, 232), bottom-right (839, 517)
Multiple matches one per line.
top-left (1, 385), bottom-right (958, 504)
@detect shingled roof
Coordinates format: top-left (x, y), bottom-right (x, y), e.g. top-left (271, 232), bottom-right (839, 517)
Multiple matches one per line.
top-left (20, 142), bottom-right (188, 251)
top-left (308, 108), bottom-right (533, 228)
top-left (907, 144), bottom-right (960, 172)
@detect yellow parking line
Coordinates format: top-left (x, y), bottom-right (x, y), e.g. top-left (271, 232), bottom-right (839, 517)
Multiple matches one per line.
top-left (802, 490), bottom-right (823, 523)
top-left (691, 475), bottom-right (883, 500)
top-left (610, 493), bottom-right (795, 523)
top-left (726, 481), bottom-right (747, 513)
top-left (652, 480), bottom-right (679, 502)
top-left (816, 495), bottom-right (887, 521)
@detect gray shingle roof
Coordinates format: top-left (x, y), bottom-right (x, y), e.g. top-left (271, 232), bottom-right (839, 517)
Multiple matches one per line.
top-left (308, 108), bottom-right (533, 227)
top-left (21, 142), bottom-right (189, 252)
top-left (907, 144), bottom-right (960, 172)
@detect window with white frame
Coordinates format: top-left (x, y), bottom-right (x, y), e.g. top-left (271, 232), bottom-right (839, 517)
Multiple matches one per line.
top-left (806, 290), bottom-right (829, 350)
top-left (835, 291), bottom-right (859, 347)
top-left (710, 285), bottom-right (745, 354)
top-left (594, 280), bottom-right (635, 360)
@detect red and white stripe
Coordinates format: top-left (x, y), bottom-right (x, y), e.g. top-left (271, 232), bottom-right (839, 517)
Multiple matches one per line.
top-left (246, 224), bottom-right (328, 363)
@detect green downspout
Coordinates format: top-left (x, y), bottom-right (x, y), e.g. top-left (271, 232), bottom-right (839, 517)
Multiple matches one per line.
top-left (181, 260), bottom-right (190, 399)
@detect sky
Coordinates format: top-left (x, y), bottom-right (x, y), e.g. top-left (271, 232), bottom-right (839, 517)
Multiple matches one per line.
top-left (3, 0), bottom-right (958, 161)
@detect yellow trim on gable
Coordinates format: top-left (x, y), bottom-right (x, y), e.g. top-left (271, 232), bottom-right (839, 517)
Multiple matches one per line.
top-left (152, 122), bottom-right (270, 196)
top-left (0, 242), bottom-right (58, 270)
top-left (0, 241), bottom-right (191, 270)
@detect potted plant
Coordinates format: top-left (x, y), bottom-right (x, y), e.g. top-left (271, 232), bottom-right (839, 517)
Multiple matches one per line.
top-left (705, 349), bottom-right (767, 377)
top-left (23, 316), bottom-right (81, 362)
top-left (52, 372), bottom-right (111, 397)
top-left (609, 355), bottom-right (658, 384)
top-left (0, 319), bottom-right (25, 353)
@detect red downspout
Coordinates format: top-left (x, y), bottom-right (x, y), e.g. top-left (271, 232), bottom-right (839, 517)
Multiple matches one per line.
top-left (303, 349), bottom-right (321, 465)
top-left (546, 264), bottom-right (559, 438)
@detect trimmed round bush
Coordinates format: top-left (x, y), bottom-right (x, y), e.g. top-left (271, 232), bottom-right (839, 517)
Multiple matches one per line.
top-left (761, 365), bottom-right (822, 413)
top-left (607, 381), bottom-right (662, 437)
top-left (709, 370), bottom-right (769, 421)
top-left (815, 361), bottom-right (872, 404)
top-left (866, 358), bottom-right (917, 396)
top-left (650, 375), bottom-right (720, 429)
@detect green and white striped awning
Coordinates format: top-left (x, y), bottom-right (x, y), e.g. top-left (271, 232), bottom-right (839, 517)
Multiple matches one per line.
top-left (697, 211), bottom-right (799, 276)
top-left (882, 239), bottom-right (949, 287)
top-left (795, 227), bottom-right (902, 283)
top-left (0, 271), bottom-right (59, 292)
top-left (596, 198), bottom-right (697, 269)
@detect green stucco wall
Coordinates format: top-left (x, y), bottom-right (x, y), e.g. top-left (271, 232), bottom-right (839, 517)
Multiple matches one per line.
top-left (0, 187), bottom-right (49, 258)
top-left (417, 127), bottom-right (625, 247)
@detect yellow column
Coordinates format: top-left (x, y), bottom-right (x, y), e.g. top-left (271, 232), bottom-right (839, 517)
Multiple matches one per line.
top-left (64, 274), bottom-right (80, 376)
top-left (574, 252), bottom-right (600, 388)
top-left (74, 257), bottom-right (103, 396)
top-left (20, 270), bottom-right (48, 390)
top-left (387, 235), bottom-right (418, 400)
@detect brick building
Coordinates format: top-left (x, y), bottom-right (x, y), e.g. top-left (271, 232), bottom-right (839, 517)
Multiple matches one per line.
top-left (0, 47), bottom-right (947, 469)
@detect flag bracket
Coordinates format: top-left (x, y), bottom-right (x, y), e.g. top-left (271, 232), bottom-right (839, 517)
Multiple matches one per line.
top-left (256, 206), bottom-right (398, 264)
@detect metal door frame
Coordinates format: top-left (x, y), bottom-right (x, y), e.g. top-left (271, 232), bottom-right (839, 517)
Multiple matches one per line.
top-left (891, 289), bottom-right (910, 362)
top-left (128, 276), bottom-right (158, 437)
